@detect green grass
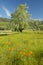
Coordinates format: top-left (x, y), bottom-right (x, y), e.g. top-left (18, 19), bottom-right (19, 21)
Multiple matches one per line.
top-left (0, 31), bottom-right (43, 65)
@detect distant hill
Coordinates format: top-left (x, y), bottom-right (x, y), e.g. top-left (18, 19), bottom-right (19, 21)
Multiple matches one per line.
top-left (0, 17), bottom-right (10, 22)
top-left (0, 17), bottom-right (10, 30)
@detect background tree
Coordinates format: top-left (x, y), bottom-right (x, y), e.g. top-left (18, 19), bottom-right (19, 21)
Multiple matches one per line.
top-left (28, 19), bottom-right (41, 30)
top-left (33, 20), bottom-right (41, 30)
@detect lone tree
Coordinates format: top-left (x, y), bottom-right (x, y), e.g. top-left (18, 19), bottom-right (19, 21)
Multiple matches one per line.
top-left (10, 4), bottom-right (31, 32)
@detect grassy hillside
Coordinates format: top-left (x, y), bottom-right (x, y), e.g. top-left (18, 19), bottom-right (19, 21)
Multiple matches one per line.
top-left (0, 18), bottom-right (9, 30)
top-left (0, 31), bottom-right (43, 65)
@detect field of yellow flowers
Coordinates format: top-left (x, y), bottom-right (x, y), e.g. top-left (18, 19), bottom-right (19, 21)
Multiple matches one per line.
top-left (0, 31), bottom-right (43, 65)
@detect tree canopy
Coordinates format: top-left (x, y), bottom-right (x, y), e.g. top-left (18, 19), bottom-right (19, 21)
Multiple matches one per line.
top-left (10, 4), bottom-right (31, 32)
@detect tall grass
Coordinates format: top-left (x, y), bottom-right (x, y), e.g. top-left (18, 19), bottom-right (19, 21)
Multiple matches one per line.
top-left (0, 31), bottom-right (43, 65)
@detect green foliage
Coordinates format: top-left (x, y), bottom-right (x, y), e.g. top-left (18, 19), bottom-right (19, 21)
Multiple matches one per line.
top-left (10, 4), bottom-right (31, 32)
top-left (29, 20), bottom-right (41, 30)
top-left (39, 24), bottom-right (43, 30)
top-left (40, 21), bottom-right (43, 30)
top-left (33, 20), bottom-right (41, 30)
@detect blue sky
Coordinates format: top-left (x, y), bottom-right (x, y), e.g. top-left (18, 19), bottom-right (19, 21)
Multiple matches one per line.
top-left (0, 0), bottom-right (43, 20)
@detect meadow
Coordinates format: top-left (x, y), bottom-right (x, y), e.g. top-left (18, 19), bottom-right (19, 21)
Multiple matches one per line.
top-left (0, 31), bottom-right (43, 65)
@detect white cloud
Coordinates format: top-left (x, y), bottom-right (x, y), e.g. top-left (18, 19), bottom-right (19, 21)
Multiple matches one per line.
top-left (0, 15), bottom-right (2, 17)
top-left (2, 6), bottom-right (11, 17)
